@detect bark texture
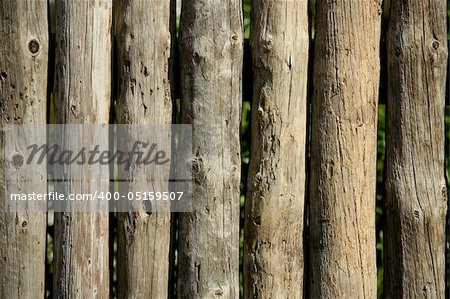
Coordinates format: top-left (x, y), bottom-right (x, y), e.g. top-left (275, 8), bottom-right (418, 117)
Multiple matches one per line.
top-left (243, 1), bottom-right (308, 298)
top-left (53, 1), bottom-right (111, 297)
top-left (308, 1), bottom-right (382, 298)
top-left (384, 0), bottom-right (448, 297)
top-left (114, 0), bottom-right (172, 298)
top-left (0, 1), bottom-right (48, 297)
top-left (177, 1), bottom-right (243, 298)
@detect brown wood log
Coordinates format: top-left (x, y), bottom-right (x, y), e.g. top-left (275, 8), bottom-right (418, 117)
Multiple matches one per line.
top-left (308, 1), bottom-right (382, 297)
top-left (0, 0), bottom-right (48, 297)
top-left (53, 1), bottom-right (112, 297)
top-left (177, 0), bottom-right (243, 297)
top-left (384, 0), bottom-right (448, 297)
top-left (114, 0), bottom-right (172, 297)
top-left (243, 1), bottom-right (309, 298)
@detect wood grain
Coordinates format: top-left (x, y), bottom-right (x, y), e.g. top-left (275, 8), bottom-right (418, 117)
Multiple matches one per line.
top-left (53, 1), bottom-right (111, 297)
top-left (177, 1), bottom-right (243, 298)
top-left (243, 1), bottom-right (309, 298)
top-left (0, 0), bottom-right (48, 297)
top-left (385, 0), bottom-right (448, 297)
top-left (308, 1), bottom-right (382, 297)
top-left (114, 0), bottom-right (172, 297)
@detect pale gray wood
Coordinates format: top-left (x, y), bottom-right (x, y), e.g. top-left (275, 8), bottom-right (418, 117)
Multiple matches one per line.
top-left (53, 1), bottom-right (112, 297)
top-left (177, 1), bottom-right (243, 298)
top-left (308, 1), bottom-right (382, 297)
top-left (243, 1), bottom-right (308, 298)
top-left (385, 0), bottom-right (448, 297)
top-left (114, 0), bottom-right (172, 298)
top-left (0, 0), bottom-right (48, 297)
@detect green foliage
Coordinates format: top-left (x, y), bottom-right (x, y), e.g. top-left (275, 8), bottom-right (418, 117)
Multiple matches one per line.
top-left (243, 1), bottom-right (251, 39)
top-left (240, 4), bottom-right (252, 298)
top-left (376, 105), bottom-right (386, 298)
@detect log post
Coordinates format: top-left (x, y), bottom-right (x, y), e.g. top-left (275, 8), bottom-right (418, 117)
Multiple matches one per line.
top-left (0, 1), bottom-right (48, 297)
top-left (177, 0), bottom-right (243, 297)
top-left (308, 1), bottom-right (382, 297)
top-left (53, 1), bottom-right (112, 297)
top-left (114, 0), bottom-right (172, 297)
top-left (384, 0), bottom-right (448, 297)
top-left (243, 0), bottom-right (309, 298)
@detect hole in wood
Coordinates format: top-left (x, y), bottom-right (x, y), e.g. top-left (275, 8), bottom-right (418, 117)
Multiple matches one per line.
top-left (28, 39), bottom-right (40, 55)
top-left (12, 153), bottom-right (24, 168)
top-left (432, 40), bottom-right (440, 50)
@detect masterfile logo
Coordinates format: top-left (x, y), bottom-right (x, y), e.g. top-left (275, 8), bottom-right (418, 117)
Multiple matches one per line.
top-left (26, 141), bottom-right (170, 170)
top-left (1, 124), bottom-right (192, 212)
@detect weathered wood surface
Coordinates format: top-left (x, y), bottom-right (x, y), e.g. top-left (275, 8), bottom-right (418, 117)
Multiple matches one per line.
top-left (308, 1), bottom-right (382, 297)
top-left (0, 0), bottom-right (48, 297)
top-left (114, 0), bottom-right (172, 298)
top-left (243, 1), bottom-right (308, 298)
top-left (177, 0), bottom-right (243, 298)
top-left (384, 0), bottom-right (448, 297)
top-left (53, 1), bottom-right (111, 297)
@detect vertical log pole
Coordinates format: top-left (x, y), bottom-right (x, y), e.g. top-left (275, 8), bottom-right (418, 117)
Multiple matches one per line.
top-left (308, 1), bottom-right (382, 297)
top-left (243, 1), bottom-right (308, 298)
top-left (177, 1), bottom-right (243, 298)
top-left (385, 0), bottom-right (448, 297)
top-left (53, 1), bottom-right (111, 297)
top-left (0, 1), bottom-right (48, 297)
top-left (114, 0), bottom-right (172, 298)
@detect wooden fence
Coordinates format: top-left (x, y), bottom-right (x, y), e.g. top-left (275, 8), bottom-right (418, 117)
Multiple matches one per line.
top-left (0, 0), bottom-right (449, 298)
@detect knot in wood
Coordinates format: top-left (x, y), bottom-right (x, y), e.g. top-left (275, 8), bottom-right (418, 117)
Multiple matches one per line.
top-left (28, 39), bottom-right (40, 55)
top-left (264, 35), bottom-right (274, 52)
top-left (230, 34), bottom-right (239, 45)
top-left (12, 153), bottom-right (24, 168)
top-left (432, 40), bottom-right (440, 50)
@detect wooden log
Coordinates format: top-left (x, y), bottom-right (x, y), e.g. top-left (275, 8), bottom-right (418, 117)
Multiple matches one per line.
top-left (114, 0), bottom-right (172, 297)
top-left (53, 1), bottom-right (111, 297)
top-left (0, 0), bottom-right (48, 297)
top-left (177, 1), bottom-right (243, 297)
top-left (243, 1), bottom-right (309, 298)
top-left (308, 1), bottom-right (382, 297)
top-left (384, 0), bottom-right (448, 297)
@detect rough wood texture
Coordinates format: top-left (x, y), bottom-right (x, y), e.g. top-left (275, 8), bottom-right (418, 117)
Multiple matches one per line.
top-left (53, 1), bottom-right (111, 297)
top-left (0, 1), bottom-right (48, 297)
top-left (243, 1), bottom-right (308, 298)
top-left (308, 1), bottom-right (382, 297)
top-left (384, 0), bottom-right (448, 297)
top-left (177, 1), bottom-right (242, 298)
top-left (114, 0), bottom-right (172, 298)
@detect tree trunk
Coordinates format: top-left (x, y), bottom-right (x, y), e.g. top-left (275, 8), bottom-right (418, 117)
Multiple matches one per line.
top-left (114, 0), bottom-right (172, 298)
top-left (308, 1), bottom-right (381, 298)
top-left (177, 1), bottom-right (242, 298)
top-left (243, 1), bottom-right (308, 298)
top-left (0, 1), bottom-right (48, 297)
top-left (384, 0), bottom-right (448, 297)
top-left (53, 1), bottom-right (111, 297)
